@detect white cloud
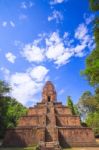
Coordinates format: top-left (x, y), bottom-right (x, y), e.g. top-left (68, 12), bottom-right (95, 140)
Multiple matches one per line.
top-left (22, 43), bottom-right (45, 63)
top-left (10, 73), bottom-right (42, 104)
top-left (74, 23), bottom-right (94, 55)
top-left (84, 14), bottom-right (95, 25)
top-left (45, 32), bottom-right (73, 66)
top-left (29, 66), bottom-right (49, 82)
top-left (46, 32), bottom-right (64, 59)
top-left (10, 21), bottom-right (15, 27)
top-left (5, 52), bottom-right (16, 63)
top-left (74, 44), bottom-right (86, 57)
top-left (20, 19), bottom-right (94, 68)
top-left (50, 0), bottom-right (65, 5)
top-left (2, 21), bottom-right (7, 27)
top-left (1, 65), bottom-right (49, 105)
top-left (21, 1), bottom-right (33, 9)
top-left (48, 10), bottom-right (63, 23)
top-left (55, 50), bottom-right (73, 66)
top-left (2, 21), bottom-right (15, 28)
top-left (75, 23), bottom-right (88, 40)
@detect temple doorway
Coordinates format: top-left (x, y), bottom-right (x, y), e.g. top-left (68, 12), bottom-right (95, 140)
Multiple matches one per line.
top-left (48, 96), bottom-right (51, 102)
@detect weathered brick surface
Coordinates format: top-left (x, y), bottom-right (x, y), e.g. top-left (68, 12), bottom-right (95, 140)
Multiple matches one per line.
top-left (42, 81), bottom-right (57, 103)
top-left (3, 127), bottom-right (45, 147)
top-left (3, 81), bottom-right (96, 148)
top-left (55, 107), bottom-right (72, 115)
top-left (28, 107), bottom-right (46, 115)
top-left (18, 116), bottom-right (45, 127)
top-left (56, 116), bottom-right (81, 126)
top-left (58, 128), bottom-right (96, 147)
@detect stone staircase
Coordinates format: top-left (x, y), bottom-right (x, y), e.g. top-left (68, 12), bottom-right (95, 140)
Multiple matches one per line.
top-left (45, 128), bottom-right (53, 142)
top-left (39, 141), bottom-right (62, 150)
top-left (41, 102), bottom-right (62, 150)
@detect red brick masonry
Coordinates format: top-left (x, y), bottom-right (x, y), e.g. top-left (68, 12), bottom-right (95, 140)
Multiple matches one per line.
top-left (3, 81), bottom-right (96, 148)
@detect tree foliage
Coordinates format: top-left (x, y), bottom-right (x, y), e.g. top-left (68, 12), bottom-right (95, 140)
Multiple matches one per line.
top-left (86, 112), bottom-right (99, 135)
top-left (67, 96), bottom-right (77, 115)
top-left (78, 91), bottom-right (98, 112)
top-left (0, 80), bottom-right (10, 97)
top-left (81, 1), bottom-right (99, 87)
top-left (77, 90), bottom-right (99, 135)
top-left (90, 0), bottom-right (99, 11)
top-left (0, 80), bottom-right (27, 138)
top-left (80, 0), bottom-right (99, 136)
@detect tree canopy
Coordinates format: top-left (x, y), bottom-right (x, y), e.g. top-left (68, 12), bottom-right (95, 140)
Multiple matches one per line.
top-left (0, 80), bottom-right (27, 138)
top-left (77, 90), bottom-right (99, 135)
top-left (90, 0), bottom-right (99, 11)
top-left (81, 0), bottom-right (99, 87)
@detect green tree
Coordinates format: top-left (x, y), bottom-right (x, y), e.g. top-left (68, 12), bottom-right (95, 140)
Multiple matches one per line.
top-left (79, 0), bottom-right (99, 136)
top-left (90, 0), bottom-right (99, 11)
top-left (81, 1), bottom-right (99, 87)
top-left (0, 80), bottom-right (27, 138)
top-left (77, 90), bottom-right (99, 135)
top-left (86, 112), bottom-right (99, 136)
top-left (77, 91), bottom-right (98, 120)
top-left (67, 96), bottom-right (76, 115)
top-left (0, 80), bottom-right (10, 97)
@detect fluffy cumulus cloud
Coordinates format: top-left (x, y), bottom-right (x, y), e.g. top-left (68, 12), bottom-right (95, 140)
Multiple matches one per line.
top-left (22, 43), bottom-right (45, 63)
top-left (29, 66), bottom-right (49, 82)
top-left (45, 32), bottom-right (74, 66)
top-left (2, 65), bottom-right (49, 105)
top-left (21, 19), bottom-right (94, 67)
top-left (5, 52), bottom-right (16, 63)
top-left (48, 10), bottom-right (63, 23)
top-left (20, 13), bottom-right (95, 67)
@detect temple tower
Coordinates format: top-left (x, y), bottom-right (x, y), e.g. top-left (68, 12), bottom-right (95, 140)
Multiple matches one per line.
top-left (42, 81), bottom-right (57, 103)
top-left (3, 81), bottom-right (96, 149)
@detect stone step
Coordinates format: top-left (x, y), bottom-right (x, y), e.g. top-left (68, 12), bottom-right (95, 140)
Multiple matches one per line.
top-left (39, 141), bottom-right (62, 150)
top-left (45, 142), bottom-right (55, 147)
top-left (45, 129), bottom-right (53, 142)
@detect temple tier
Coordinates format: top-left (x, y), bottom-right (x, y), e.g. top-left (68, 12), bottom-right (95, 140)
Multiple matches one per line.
top-left (3, 81), bottom-right (96, 149)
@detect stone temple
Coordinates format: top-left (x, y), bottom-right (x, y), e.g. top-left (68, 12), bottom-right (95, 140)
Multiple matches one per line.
top-left (3, 81), bottom-right (96, 149)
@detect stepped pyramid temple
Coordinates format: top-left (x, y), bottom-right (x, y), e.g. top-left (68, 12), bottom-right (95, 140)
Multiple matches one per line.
top-left (3, 81), bottom-right (96, 149)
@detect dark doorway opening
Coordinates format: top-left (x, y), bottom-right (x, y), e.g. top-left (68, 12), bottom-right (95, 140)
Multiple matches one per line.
top-left (48, 96), bottom-right (51, 102)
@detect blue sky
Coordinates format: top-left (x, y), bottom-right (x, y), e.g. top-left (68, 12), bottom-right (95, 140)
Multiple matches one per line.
top-left (0, 0), bottom-right (95, 106)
